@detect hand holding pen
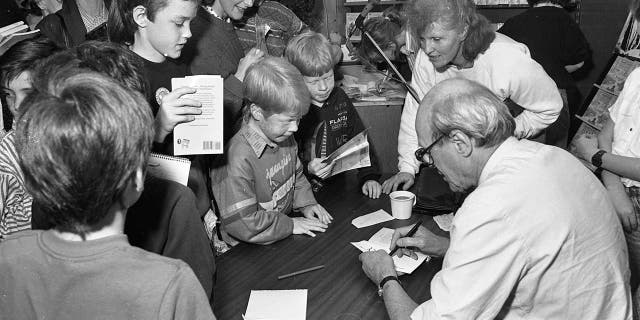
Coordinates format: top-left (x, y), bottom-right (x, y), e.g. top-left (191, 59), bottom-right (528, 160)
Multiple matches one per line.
top-left (390, 220), bottom-right (450, 259)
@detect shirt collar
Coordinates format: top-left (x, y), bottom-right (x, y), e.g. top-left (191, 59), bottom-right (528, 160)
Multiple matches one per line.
top-left (241, 122), bottom-right (277, 157)
top-left (478, 137), bottom-right (517, 184)
top-left (202, 5), bottom-right (231, 23)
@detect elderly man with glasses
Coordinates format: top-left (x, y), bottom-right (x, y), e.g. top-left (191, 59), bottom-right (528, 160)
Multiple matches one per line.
top-left (358, 78), bottom-right (632, 320)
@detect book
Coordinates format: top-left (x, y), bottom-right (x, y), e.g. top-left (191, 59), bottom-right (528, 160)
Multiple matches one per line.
top-left (171, 75), bottom-right (224, 155)
top-left (146, 153), bottom-right (191, 186)
top-left (0, 22), bottom-right (39, 56)
top-left (321, 129), bottom-right (371, 177)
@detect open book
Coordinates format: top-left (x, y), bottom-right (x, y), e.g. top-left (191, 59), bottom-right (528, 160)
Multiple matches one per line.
top-left (0, 22), bottom-right (39, 56)
top-left (321, 129), bottom-right (371, 178)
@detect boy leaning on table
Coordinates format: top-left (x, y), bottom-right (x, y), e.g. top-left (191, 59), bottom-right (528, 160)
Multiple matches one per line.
top-left (285, 31), bottom-right (383, 199)
top-left (211, 57), bottom-right (332, 246)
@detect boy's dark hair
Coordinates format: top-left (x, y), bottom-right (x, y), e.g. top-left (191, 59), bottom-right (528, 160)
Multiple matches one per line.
top-left (0, 36), bottom-right (60, 89)
top-left (16, 71), bottom-right (154, 239)
top-left (108, 0), bottom-right (200, 44)
top-left (32, 41), bottom-right (149, 98)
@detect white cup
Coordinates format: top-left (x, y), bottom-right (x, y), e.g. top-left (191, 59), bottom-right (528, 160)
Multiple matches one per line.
top-left (389, 191), bottom-right (416, 220)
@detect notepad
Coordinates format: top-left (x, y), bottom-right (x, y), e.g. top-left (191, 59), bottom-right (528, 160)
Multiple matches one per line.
top-left (244, 289), bottom-right (307, 320)
top-left (352, 227), bottom-right (430, 274)
top-left (146, 153), bottom-right (191, 186)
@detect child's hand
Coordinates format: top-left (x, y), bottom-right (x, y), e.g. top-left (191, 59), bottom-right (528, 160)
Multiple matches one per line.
top-left (308, 158), bottom-right (333, 179)
top-left (301, 204), bottom-right (333, 225)
top-left (362, 180), bottom-right (382, 199)
top-left (154, 87), bottom-right (202, 143)
top-left (235, 48), bottom-right (265, 81)
top-left (292, 217), bottom-right (328, 237)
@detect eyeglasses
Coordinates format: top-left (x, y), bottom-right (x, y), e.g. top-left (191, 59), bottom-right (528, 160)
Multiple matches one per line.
top-left (415, 135), bottom-right (443, 167)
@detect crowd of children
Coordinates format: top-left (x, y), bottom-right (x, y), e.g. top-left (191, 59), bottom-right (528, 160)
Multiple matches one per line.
top-left (2, 0), bottom-right (639, 318)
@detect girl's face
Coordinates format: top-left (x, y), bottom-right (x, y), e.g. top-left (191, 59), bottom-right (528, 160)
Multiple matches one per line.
top-left (419, 21), bottom-right (466, 70)
top-left (142, 0), bottom-right (198, 61)
top-left (218, 0), bottom-right (254, 20)
top-left (3, 71), bottom-right (32, 117)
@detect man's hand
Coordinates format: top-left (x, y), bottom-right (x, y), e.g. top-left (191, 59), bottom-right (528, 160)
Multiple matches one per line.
top-left (390, 225), bottom-right (449, 258)
top-left (574, 134), bottom-right (598, 162)
top-left (608, 188), bottom-right (639, 232)
top-left (308, 158), bottom-right (334, 179)
top-left (292, 217), bottom-right (328, 237)
top-left (235, 48), bottom-right (265, 81)
top-left (381, 172), bottom-right (415, 194)
top-left (300, 204), bottom-right (333, 225)
top-left (362, 180), bottom-right (382, 199)
top-left (154, 87), bottom-right (202, 143)
top-left (359, 250), bottom-right (397, 285)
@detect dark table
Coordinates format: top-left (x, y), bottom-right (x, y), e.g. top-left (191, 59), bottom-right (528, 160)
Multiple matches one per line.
top-left (213, 172), bottom-right (449, 320)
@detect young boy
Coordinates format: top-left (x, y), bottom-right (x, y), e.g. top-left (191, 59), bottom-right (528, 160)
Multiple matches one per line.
top-left (285, 31), bottom-right (382, 199)
top-left (0, 70), bottom-right (214, 318)
top-left (0, 37), bottom-right (60, 240)
top-left (211, 57), bottom-right (331, 246)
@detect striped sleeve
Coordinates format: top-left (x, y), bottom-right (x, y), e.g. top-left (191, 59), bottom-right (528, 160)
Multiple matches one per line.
top-left (0, 132), bottom-right (33, 240)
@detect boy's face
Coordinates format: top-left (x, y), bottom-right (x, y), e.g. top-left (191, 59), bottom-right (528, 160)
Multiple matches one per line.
top-left (303, 70), bottom-right (335, 106)
top-left (144, 0), bottom-right (197, 60)
top-left (3, 71), bottom-right (32, 117)
top-left (257, 109), bottom-right (301, 143)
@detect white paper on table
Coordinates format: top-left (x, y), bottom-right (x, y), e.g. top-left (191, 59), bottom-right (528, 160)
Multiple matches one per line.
top-left (244, 289), bottom-right (307, 320)
top-left (351, 228), bottom-right (430, 274)
top-left (171, 75), bottom-right (224, 155)
top-left (433, 213), bottom-right (454, 232)
top-left (352, 209), bottom-right (394, 228)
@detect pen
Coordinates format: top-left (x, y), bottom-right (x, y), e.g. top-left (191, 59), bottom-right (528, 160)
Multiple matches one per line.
top-left (389, 220), bottom-right (423, 257)
top-left (277, 265), bottom-right (325, 280)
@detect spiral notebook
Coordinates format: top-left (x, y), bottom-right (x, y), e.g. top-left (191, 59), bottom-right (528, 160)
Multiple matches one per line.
top-left (146, 153), bottom-right (191, 186)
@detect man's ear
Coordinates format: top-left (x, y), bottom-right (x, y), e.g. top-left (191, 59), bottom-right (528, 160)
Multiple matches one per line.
top-left (250, 103), bottom-right (265, 121)
top-left (132, 5), bottom-right (150, 28)
top-left (449, 129), bottom-right (473, 157)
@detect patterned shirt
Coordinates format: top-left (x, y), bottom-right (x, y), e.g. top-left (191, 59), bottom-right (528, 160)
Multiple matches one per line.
top-left (211, 122), bottom-right (317, 245)
top-left (0, 131), bottom-right (32, 240)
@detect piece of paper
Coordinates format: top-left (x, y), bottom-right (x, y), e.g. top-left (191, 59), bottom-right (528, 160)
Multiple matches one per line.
top-left (352, 228), bottom-right (430, 274)
top-left (244, 289), bottom-right (307, 320)
top-left (146, 153), bottom-right (191, 186)
top-left (433, 213), bottom-right (454, 232)
top-left (171, 75), bottom-right (224, 155)
top-left (322, 129), bottom-right (371, 177)
top-left (352, 209), bottom-right (394, 228)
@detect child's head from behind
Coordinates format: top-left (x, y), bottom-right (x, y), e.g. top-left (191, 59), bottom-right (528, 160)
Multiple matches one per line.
top-left (16, 70), bottom-right (154, 239)
top-left (0, 37), bottom-right (60, 117)
top-left (285, 31), bottom-right (340, 106)
top-left (108, 0), bottom-right (199, 61)
top-left (244, 57), bottom-right (310, 143)
top-left (358, 10), bottom-right (404, 65)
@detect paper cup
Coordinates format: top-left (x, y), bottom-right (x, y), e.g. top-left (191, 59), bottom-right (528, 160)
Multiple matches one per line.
top-left (389, 191), bottom-right (416, 220)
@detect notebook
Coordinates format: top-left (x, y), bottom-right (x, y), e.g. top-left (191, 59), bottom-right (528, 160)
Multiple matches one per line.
top-left (146, 153), bottom-right (191, 186)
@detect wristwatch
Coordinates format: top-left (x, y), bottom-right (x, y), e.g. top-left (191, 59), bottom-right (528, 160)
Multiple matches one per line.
top-left (378, 275), bottom-right (400, 297)
top-left (591, 150), bottom-right (607, 168)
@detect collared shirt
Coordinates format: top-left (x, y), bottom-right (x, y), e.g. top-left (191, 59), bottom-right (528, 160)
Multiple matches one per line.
top-left (0, 131), bottom-right (32, 241)
top-left (412, 138), bottom-right (631, 320)
top-left (397, 33), bottom-right (562, 175)
top-left (609, 67), bottom-right (640, 187)
top-left (210, 123), bottom-right (317, 245)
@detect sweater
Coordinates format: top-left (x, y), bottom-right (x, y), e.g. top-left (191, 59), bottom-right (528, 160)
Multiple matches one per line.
top-left (211, 123), bottom-right (317, 245)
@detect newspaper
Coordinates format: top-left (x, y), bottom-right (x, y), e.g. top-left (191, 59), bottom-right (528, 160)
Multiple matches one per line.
top-left (322, 129), bottom-right (371, 178)
top-left (171, 75), bottom-right (224, 155)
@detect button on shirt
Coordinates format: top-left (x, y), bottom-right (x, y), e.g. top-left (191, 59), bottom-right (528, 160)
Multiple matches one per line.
top-left (609, 67), bottom-right (640, 188)
top-left (411, 138), bottom-right (631, 320)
